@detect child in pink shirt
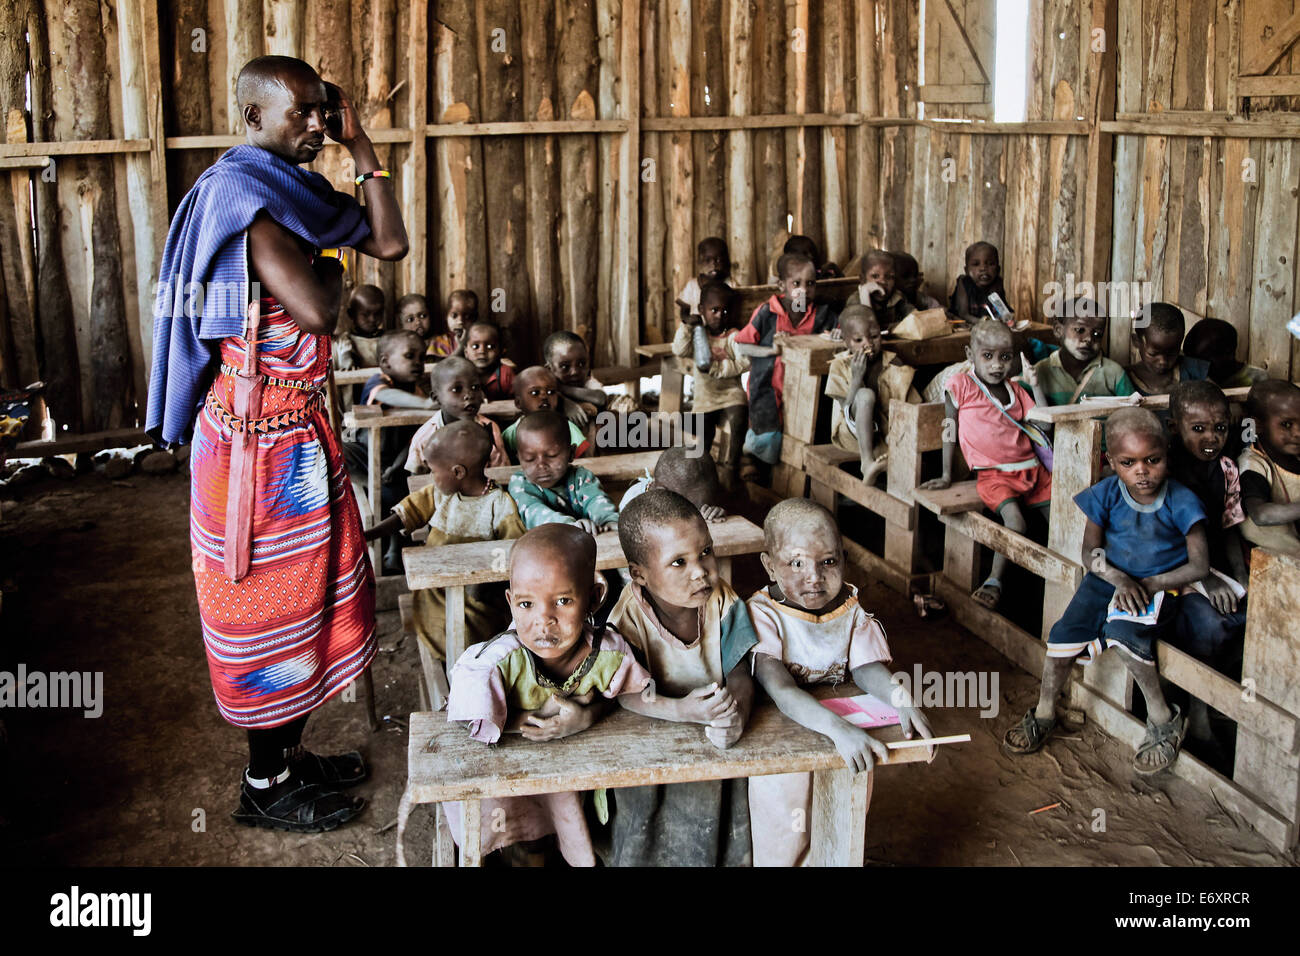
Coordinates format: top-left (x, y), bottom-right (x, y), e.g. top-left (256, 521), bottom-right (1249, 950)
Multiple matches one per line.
top-left (921, 320), bottom-right (1051, 609)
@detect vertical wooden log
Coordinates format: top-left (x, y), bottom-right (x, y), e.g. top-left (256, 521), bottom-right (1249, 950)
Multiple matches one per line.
top-left (594, 0), bottom-right (621, 366)
top-left (400, 0), bottom-right (428, 301)
top-left (820, 0), bottom-right (848, 269)
top-left (557, 0), bottom-right (600, 342)
top-left (664, 2), bottom-right (692, 329)
top-left (725, 0), bottom-right (755, 286)
top-left (46, 0), bottom-right (130, 430)
top-left (0, 0), bottom-right (40, 388)
top-left (692, 0), bottom-right (725, 247)
top-left (615, 0), bottom-right (639, 362)
top-left (165, 0), bottom-right (215, 198)
top-left (854, 0), bottom-right (881, 257)
top-left (263, 0), bottom-right (303, 57)
top-left (116, 0), bottom-right (169, 399)
top-left (784, 0), bottom-right (822, 253)
top-left (223, 0), bottom-right (262, 133)
top-left (477, 0), bottom-right (532, 362)
top-left (1107, 0), bottom-right (1141, 360)
top-left (433, 2), bottom-right (487, 304)
top-left (1249, 140), bottom-right (1300, 379)
top-left (24, 2), bottom-right (79, 425)
top-left (754, 0), bottom-right (788, 280)
top-left (521, 0), bottom-right (559, 348)
top-left (638, 0), bottom-right (666, 342)
top-left (351, 0), bottom-right (397, 298)
top-left (1082, 0), bottom-right (1117, 301)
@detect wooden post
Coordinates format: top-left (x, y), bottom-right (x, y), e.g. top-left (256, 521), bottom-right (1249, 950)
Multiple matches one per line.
top-left (691, 0), bottom-right (725, 247)
top-left (557, 0), bottom-right (600, 343)
top-left (351, 0), bottom-right (398, 300)
top-left (223, 0), bottom-right (261, 134)
top-left (521, 0), bottom-right (559, 351)
top-left (167, 0), bottom-right (215, 198)
top-left (883, 400), bottom-right (938, 586)
top-left (753, 0), bottom-right (787, 282)
top-left (594, 0), bottom-right (620, 366)
top-left (807, 767), bottom-right (871, 867)
top-left (616, 0), bottom-right (640, 365)
top-left (664, 2), bottom-right (692, 335)
top-left (819, 0), bottom-right (849, 268)
top-left (639, 0), bottom-right (666, 343)
top-left (855, 0), bottom-right (880, 255)
top-left (725, 0), bottom-right (755, 286)
top-left (477, 0), bottom-right (532, 362)
top-left (400, 0), bottom-right (428, 301)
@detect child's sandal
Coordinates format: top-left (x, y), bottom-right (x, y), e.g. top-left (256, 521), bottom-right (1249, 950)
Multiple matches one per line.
top-left (972, 577), bottom-right (1002, 609)
top-left (1133, 704), bottom-right (1185, 775)
top-left (1003, 708), bottom-right (1057, 755)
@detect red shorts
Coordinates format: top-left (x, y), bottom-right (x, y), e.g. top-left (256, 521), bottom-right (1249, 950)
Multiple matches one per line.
top-left (975, 464), bottom-right (1052, 513)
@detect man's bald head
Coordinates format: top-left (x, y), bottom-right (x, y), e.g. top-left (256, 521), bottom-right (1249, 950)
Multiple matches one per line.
top-left (236, 55), bottom-right (320, 109)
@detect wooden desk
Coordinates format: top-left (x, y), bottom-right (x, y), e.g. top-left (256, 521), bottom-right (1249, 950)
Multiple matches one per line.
top-left (399, 694), bottom-right (939, 867)
top-left (407, 449), bottom-right (663, 494)
top-left (402, 515), bottom-right (765, 665)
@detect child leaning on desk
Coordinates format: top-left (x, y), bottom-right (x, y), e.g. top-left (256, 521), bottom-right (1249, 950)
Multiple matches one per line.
top-left (445, 523), bottom-right (653, 866)
top-left (748, 498), bottom-right (933, 867)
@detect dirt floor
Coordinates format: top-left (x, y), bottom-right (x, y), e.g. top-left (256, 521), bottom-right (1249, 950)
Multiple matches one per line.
top-left (0, 467), bottom-right (1295, 867)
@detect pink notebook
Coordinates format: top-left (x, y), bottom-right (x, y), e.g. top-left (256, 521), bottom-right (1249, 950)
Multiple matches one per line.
top-left (820, 693), bottom-right (901, 729)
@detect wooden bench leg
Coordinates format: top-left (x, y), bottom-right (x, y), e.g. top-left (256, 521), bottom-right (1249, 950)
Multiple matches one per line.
top-left (445, 586), bottom-right (467, 668)
top-left (943, 521), bottom-right (982, 594)
top-left (717, 556), bottom-right (733, 584)
top-left (810, 475), bottom-right (837, 514)
top-left (460, 799), bottom-right (483, 867)
top-left (417, 632), bottom-right (449, 711)
top-left (435, 803), bottom-right (456, 867)
top-left (395, 786), bottom-right (415, 867)
top-left (659, 358), bottom-right (683, 415)
top-left (361, 666), bottom-right (380, 731)
top-left (367, 432), bottom-right (383, 573)
top-left (807, 767), bottom-right (871, 866)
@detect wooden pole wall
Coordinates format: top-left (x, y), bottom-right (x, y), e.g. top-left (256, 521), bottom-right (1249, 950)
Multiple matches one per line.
top-left (7, 0), bottom-right (1300, 437)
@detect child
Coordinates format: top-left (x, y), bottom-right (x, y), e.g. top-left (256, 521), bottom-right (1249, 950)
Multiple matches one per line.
top-left (1032, 300), bottom-right (1135, 406)
top-left (543, 330), bottom-right (609, 428)
top-left (673, 281), bottom-right (749, 489)
top-left (619, 444), bottom-right (729, 523)
top-left (365, 419), bottom-right (524, 661)
top-left (429, 289), bottom-right (477, 358)
top-left (403, 356), bottom-right (509, 474)
top-left (334, 284), bottom-right (385, 371)
top-left (606, 489), bottom-right (758, 866)
top-left (748, 498), bottom-right (933, 866)
top-left (675, 236), bottom-right (733, 318)
top-left (1238, 379), bottom-right (1300, 556)
top-left (396, 293), bottom-right (433, 350)
top-left (1004, 407), bottom-right (1209, 774)
top-left (949, 241), bottom-right (1011, 323)
top-left (446, 523), bottom-right (653, 865)
top-left (1183, 317), bottom-right (1268, 390)
top-left (508, 410), bottom-right (619, 534)
top-left (461, 320), bottom-right (516, 400)
top-left (825, 303), bottom-right (921, 485)
top-left (769, 234), bottom-right (842, 281)
top-left (920, 320), bottom-right (1050, 608)
top-left (1125, 302), bottom-right (1210, 397)
top-left (733, 252), bottom-right (840, 477)
top-left (1167, 380), bottom-right (1249, 761)
top-left (892, 251), bottom-right (943, 311)
top-left (502, 366), bottom-right (592, 459)
top-left (848, 249), bottom-right (914, 332)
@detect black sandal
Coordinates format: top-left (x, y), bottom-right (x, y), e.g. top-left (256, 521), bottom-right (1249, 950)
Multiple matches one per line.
top-left (1003, 708), bottom-right (1057, 755)
top-left (286, 745), bottom-right (369, 788)
top-left (1133, 704), bottom-right (1184, 775)
top-left (232, 776), bottom-right (365, 833)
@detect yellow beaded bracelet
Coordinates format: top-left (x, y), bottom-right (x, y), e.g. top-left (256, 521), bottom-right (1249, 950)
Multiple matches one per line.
top-left (354, 169), bottom-right (392, 186)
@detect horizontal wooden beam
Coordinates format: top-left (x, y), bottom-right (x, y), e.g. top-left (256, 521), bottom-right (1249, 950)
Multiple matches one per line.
top-left (1027, 387), bottom-right (1250, 424)
top-left (917, 83), bottom-right (989, 104)
top-left (1236, 74), bottom-right (1300, 98)
top-left (0, 156), bottom-right (51, 170)
top-left (1103, 118), bottom-right (1300, 138)
top-left (937, 511), bottom-right (1079, 585)
top-left (803, 449), bottom-right (916, 529)
top-left (642, 112), bottom-right (862, 131)
top-left (862, 118), bottom-right (1091, 136)
top-left (425, 119), bottom-right (629, 137)
top-left (0, 139), bottom-right (149, 158)
top-left (14, 427), bottom-right (150, 457)
top-left (167, 129), bottom-right (414, 149)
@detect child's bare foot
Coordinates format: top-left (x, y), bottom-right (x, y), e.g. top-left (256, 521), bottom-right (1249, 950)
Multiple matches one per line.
top-left (1133, 704), bottom-right (1184, 775)
top-left (861, 452), bottom-right (888, 486)
top-left (972, 576), bottom-right (1001, 609)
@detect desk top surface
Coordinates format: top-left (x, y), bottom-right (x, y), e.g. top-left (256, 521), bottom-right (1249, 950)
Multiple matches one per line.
top-left (402, 514), bottom-right (764, 589)
top-left (344, 400), bottom-right (517, 429)
top-left (405, 692), bottom-right (935, 803)
top-left (407, 449), bottom-right (663, 492)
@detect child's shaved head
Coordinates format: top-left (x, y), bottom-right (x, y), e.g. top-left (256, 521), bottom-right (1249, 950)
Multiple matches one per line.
top-left (862, 249), bottom-right (894, 272)
top-left (1170, 379), bottom-right (1229, 421)
top-left (1247, 378), bottom-right (1300, 421)
top-left (838, 303), bottom-right (879, 336)
top-left (379, 329), bottom-right (423, 361)
top-left (762, 497), bottom-right (838, 553)
top-left (510, 522), bottom-right (598, 587)
top-left (619, 489), bottom-right (702, 566)
top-left (448, 288), bottom-right (478, 310)
top-left (513, 365), bottom-right (559, 397)
top-left (653, 445), bottom-right (721, 509)
top-left (969, 318), bottom-right (1014, 350)
top-left (430, 355), bottom-right (478, 391)
top-left (964, 241), bottom-right (999, 265)
top-left (1138, 302), bottom-right (1185, 339)
top-left (422, 417), bottom-right (492, 471)
top-left (515, 409), bottom-right (572, 447)
top-left (1105, 406), bottom-right (1167, 451)
top-left (776, 252), bottom-right (815, 280)
top-left (892, 251), bottom-right (920, 279)
top-left (349, 284), bottom-right (384, 309)
top-left (699, 281), bottom-right (733, 309)
top-left (543, 330), bottom-right (587, 365)
top-left (783, 235), bottom-right (820, 262)
top-left (1183, 317), bottom-right (1237, 360)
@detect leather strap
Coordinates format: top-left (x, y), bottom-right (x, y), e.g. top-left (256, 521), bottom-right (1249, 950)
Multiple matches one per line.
top-left (224, 300), bottom-right (265, 582)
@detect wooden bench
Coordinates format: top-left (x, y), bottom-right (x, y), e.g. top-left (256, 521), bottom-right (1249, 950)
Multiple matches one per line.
top-left (402, 515), bottom-right (765, 667)
top-left (406, 449), bottom-right (662, 495)
top-left (397, 688), bottom-right (946, 867)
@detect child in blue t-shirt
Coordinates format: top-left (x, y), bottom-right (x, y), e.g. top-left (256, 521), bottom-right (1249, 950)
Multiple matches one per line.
top-left (1004, 407), bottom-right (1210, 775)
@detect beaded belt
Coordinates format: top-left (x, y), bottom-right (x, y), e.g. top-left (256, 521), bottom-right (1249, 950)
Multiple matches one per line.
top-left (219, 363), bottom-right (317, 391)
top-left (205, 388), bottom-right (324, 433)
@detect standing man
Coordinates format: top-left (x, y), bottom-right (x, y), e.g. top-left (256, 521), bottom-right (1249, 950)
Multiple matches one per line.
top-left (146, 56), bottom-right (407, 831)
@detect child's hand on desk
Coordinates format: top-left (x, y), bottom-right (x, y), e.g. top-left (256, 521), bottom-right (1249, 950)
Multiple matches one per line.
top-left (575, 518), bottom-right (598, 536)
top-left (678, 682), bottom-right (736, 725)
top-left (887, 682), bottom-right (937, 762)
top-left (920, 475), bottom-right (952, 491)
top-left (699, 504), bottom-right (727, 523)
top-left (827, 723), bottom-right (890, 772)
top-left (520, 692), bottom-right (597, 741)
top-left (770, 332), bottom-right (790, 354)
top-left (598, 520), bottom-right (619, 533)
top-left (1017, 351), bottom-right (1038, 389)
top-left (1199, 574), bottom-right (1240, 614)
top-left (562, 395), bottom-right (589, 428)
